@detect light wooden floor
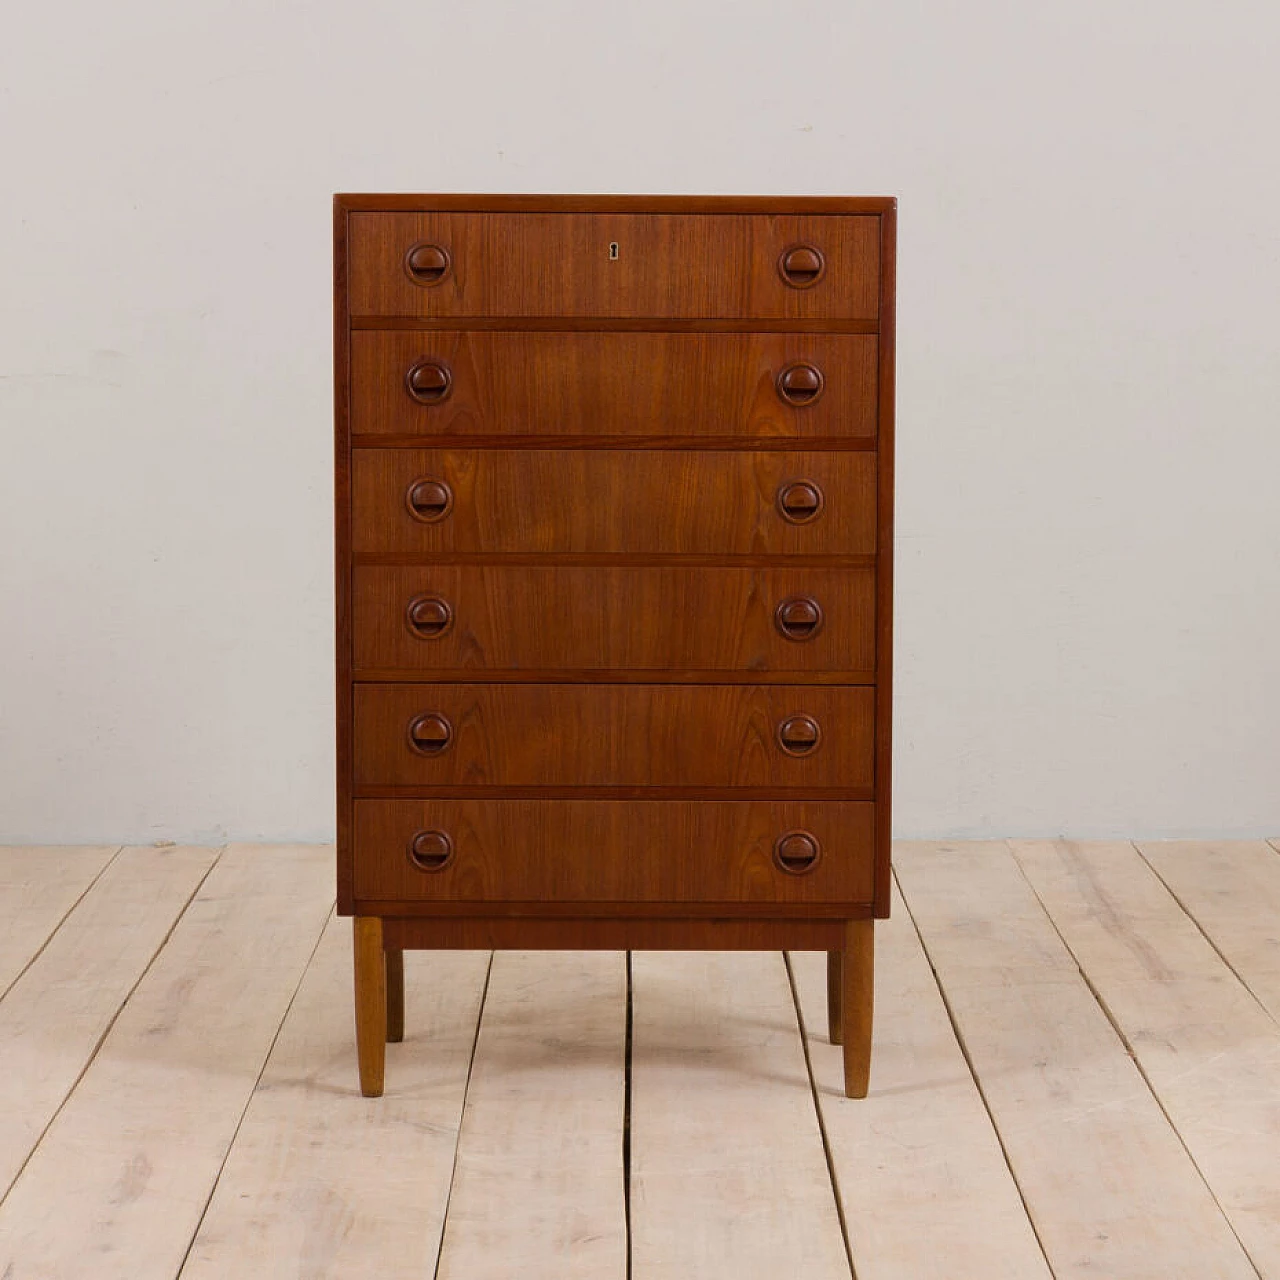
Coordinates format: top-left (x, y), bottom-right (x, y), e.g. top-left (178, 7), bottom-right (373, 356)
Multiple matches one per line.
top-left (1, 841), bottom-right (1279, 1278)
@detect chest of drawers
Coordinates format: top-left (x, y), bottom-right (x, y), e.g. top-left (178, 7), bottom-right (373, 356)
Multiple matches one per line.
top-left (334, 194), bottom-right (896, 1098)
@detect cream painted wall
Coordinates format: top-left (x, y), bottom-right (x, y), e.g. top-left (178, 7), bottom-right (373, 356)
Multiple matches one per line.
top-left (1, 1), bottom-right (1277, 842)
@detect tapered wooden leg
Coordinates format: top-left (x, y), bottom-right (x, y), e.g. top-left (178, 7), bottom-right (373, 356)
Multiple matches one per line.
top-left (353, 916), bottom-right (386, 1097)
top-left (826, 950), bottom-right (843, 1044)
top-left (385, 947), bottom-right (405, 1043)
top-left (841, 919), bottom-right (874, 1098)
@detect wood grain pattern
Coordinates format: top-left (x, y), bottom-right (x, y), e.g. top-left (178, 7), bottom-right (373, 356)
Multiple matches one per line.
top-left (872, 202), bottom-right (896, 918)
top-left (792, 881), bottom-right (1054, 1280)
top-left (353, 682), bottom-right (874, 790)
top-left (0, 846), bottom-right (334, 1280)
top-left (179, 917), bottom-right (490, 1279)
top-left (334, 194), bottom-right (894, 1097)
top-left (896, 841), bottom-right (1258, 1280)
top-left (353, 564), bottom-right (875, 675)
top-left (352, 447), bottom-right (876, 556)
top-left (348, 212), bottom-right (879, 319)
top-left (335, 198), bottom-right (355, 915)
top-left (353, 669), bottom-right (874, 686)
top-left (353, 916), bottom-right (386, 1096)
top-left (629, 951), bottom-right (850, 1278)
top-left (353, 317), bottom-right (878, 335)
top-left (369, 899), bottom-right (867, 921)
top-left (338, 194), bottom-right (897, 214)
top-left (0, 844), bottom-right (117, 996)
top-left (350, 331), bottom-right (878, 442)
top-left (839, 918), bottom-right (873, 1097)
top-left (1011, 840), bottom-right (1230, 984)
top-left (1138, 839), bottom-right (1280, 1015)
top-left (0, 846), bottom-right (215, 1200)
top-left (1014, 839), bottom-right (1280, 1276)
top-left (353, 799), bottom-right (874, 904)
top-left (890, 842), bottom-right (1081, 987)
top-left (382, 915), bottom-right (850, 949)
top-left (435, 951), bottom-right (627, 1280)
top-left (11, 843), bottom-right (1276, 1273)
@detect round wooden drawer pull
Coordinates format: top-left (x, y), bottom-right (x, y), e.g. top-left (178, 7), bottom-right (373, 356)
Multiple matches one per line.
top-left (407, 712), bottom-right (453, 756)
top-left (777, 480), bottom-right (824, 524)
top-left (406, 477), bottom-right (453, 522)
top-left (776, 362), bottom-right (825, 407)
top-left (777, 714), bottom-right (821, 756)
top-left (778, 244), bottom-right (826, 289)
top-left (774, 830), bottom-right (822, 875)
top-left (404, 242), bottom-right (452, 285)
top-left (405, 359), bottom-right (453, 405)
top-left (408, 829), bottom-right (454, 872)
top-left (774, 596), bottom-right (824, 641)
top-left (405, 594), bottom-right (453, 639)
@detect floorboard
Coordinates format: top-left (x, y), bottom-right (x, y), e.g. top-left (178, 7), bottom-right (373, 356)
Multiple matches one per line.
top-left (629, 951), bottom-right (850, 1280)
top-left (790, 879), bottom-right (1052, 1280)
top-left (0, 844), bottom-right (333, 1280)
top-left (1138, 840), bottom-right (1280, 1021)
top-left (896, 840), bottom-right (1258, 1280)
top-left (0, 845), bottom-right (216, 1201)
top-left (0, 841), bottom-right (1275, 1278)
top-left (181, 916), bottom-right (490, 1279)
top-left (0, 845), bottom-right (119, 996)
top-left (435, 950), bottom-right (628, 1280)
top-left (1014, 838), bottom-right (1280, 1277)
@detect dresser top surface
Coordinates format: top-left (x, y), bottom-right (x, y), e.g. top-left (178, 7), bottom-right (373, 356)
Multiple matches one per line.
top-left (334, 193), bottom-right (897, 215)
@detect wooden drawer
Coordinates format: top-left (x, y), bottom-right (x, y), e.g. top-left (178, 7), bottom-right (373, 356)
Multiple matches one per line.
top-left (353, 683), bottom-right (874, 790)
top-left (349, 331), bottom-right (878, 442)
top-left (353, 799), bottom-right (875, 903)
top-left (351, 449), bottom-right (876, 557)
top-left (352, 565), bottom-right (876, 676)
top-left (347, 212), bottom-right (880, 319)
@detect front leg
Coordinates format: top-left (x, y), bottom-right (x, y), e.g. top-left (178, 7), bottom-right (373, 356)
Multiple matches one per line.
top-left (841, 919), bottom-right (874, 1098)
top-left (353, 917), bottom-right (387, 1096)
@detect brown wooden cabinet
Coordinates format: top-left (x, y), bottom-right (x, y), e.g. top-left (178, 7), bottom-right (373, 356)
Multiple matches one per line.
top-left (335, 194), bottom-right (896, 1098)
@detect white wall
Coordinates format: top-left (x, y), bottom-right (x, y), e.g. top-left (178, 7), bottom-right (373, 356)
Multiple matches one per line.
top-left (2, 1), bottom-right (1277, 843)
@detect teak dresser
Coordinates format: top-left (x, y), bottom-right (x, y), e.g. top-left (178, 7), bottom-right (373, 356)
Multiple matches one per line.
top-left (334, 193), bottom-right (896, 1098)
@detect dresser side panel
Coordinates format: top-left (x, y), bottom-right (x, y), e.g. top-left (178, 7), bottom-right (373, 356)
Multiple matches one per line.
top-left (335, 198), bottom-right (355, 914)
top-left (873, 204), bottom-right (897, 918)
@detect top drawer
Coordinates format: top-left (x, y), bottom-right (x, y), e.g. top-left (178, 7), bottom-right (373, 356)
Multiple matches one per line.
top-left (347, 212), bottom-right (880, 320)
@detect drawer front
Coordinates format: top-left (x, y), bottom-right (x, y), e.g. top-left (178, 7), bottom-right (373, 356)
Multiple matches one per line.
top-left (353, 799), bottom-right (874, 903)
top-left (350, 332), bottom-right (878, 441)
top-left (352, 449), bottom-right (876, 557)
top-left (353, 683), bottom-right (874, 790)
top-left (352, 566), bottom-right (875, 675)
top-left (348, 212), bottom-right (880, 319)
